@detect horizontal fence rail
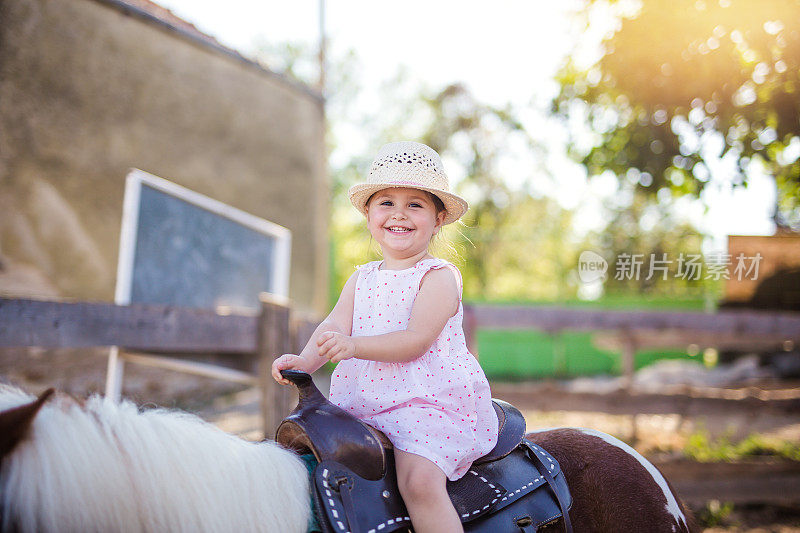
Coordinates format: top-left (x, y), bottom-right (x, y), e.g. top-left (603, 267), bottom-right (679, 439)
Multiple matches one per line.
top-left (468, 304), bottom-right (800, 336)
top-left (0, 298), bottom-right (259, 353)
top-left (3, 299), bottom-right (799, 352)
top-left (0, 297), bottom-right (321, 437)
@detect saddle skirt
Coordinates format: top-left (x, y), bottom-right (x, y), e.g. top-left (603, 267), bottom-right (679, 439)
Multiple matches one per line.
top-left (276, 370), bottom-right (572, 533)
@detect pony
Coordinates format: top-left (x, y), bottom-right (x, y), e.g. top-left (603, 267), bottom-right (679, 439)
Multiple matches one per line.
top-left (0, 384), bottom-right (696, 532)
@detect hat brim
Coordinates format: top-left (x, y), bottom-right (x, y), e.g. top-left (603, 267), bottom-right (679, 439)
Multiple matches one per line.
top-left (348, 183), bottom-right (468, 225)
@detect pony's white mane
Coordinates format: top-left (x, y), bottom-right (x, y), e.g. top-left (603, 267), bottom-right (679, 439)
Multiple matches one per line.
top-left (0, 384), bottom-right (310, 533)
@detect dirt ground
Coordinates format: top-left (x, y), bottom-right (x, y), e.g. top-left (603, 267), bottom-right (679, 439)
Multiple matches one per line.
top-left (0, 346), bottom-right (247, 410)
top-left (700, 505), bottom-right (800, 533)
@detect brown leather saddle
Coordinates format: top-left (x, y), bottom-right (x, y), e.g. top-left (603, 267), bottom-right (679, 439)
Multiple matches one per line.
top-left (276, 370), bottom-right (572, 533)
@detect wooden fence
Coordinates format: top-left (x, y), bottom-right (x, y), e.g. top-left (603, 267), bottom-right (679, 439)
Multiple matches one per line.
top-left (463, 304), bottom-right (800, 383)
top-left (0, 296), bottom-right (319, 436)
top-left (2, 297), bottom-right (799, 436)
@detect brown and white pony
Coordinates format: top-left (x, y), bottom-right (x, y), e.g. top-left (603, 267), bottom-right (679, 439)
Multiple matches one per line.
top-left (0, 384), bottom-right (696, 532)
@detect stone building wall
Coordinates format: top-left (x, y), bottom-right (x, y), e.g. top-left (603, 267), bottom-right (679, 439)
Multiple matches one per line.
top-left (0, 0), bottom-right (328, 314)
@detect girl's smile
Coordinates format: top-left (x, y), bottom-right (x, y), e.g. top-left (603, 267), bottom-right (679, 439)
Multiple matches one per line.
top-left (366, 187), bottom-right (445, 266)
top-left (385, 225), bottom-right (412, 234)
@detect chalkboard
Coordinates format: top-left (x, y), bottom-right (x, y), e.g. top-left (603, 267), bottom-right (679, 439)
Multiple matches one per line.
top-left (115, 169), bottom-right (291, 312)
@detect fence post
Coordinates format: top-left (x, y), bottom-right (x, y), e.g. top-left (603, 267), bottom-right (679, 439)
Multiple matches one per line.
top-left (257, 293), bottom-right (294, 439)
top-left (104, 346), bottom-right (125, 401)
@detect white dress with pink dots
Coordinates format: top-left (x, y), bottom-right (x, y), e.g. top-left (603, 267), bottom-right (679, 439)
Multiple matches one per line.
top-left (328, 257), bottom-right (498, 481)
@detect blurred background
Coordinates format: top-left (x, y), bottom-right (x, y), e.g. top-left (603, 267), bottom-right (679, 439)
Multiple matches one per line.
top-left (1, 0), bottom-right (799, 530)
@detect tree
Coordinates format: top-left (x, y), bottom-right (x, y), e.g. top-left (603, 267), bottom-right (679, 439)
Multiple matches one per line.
top-left (255, 41), bottom-right (711, 303)
top-left (327, 81), bottom-right (590, 301)
top-left (553, 0), bottom-right (800, 230)
top-left (597, 186), bottom-right (709, 296)
top-left (418, 84), bottom-right (586, 299)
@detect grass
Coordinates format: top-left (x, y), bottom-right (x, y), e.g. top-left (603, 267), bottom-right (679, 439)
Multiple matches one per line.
top-left (697, 500), bottom-right (735, 528)
top-left (473, 294), bottom-right (707, 379)
top-left (684, 429), bottom-right (800, 462)
top-left (476, 329), bottom-right (696, 379)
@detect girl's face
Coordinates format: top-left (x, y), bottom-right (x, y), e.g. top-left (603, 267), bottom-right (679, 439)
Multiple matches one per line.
top-left (365, 187), bottom-right (445, 261)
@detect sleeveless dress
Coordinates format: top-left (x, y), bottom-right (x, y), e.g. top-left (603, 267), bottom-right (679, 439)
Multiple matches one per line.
top-left (328, 257), bottom-right (498, 481)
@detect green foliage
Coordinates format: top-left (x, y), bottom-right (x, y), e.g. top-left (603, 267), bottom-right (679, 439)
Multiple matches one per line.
top-left (457, 195), bottom-right (585, 300)
top-left (258, 36), bottom-right (716, 309)
top-left (419, 85), bottom-right (603, 301)
top-left (326, 82), bottom-right (595, 303)
top-left (698, 500), bottom-right (735, 528)
top-left (684, 427), bottom-right (800, 462)
top-left (554, 0), bottom-right (800, 230)
top-left (593, 187), bottom-right (719, 296)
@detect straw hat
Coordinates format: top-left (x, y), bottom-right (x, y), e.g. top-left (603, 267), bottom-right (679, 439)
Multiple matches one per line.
top-left (349, 141), bottom-right (468, 225)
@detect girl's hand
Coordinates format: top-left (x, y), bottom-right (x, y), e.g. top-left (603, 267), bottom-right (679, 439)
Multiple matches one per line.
top-left (317, 331), bottom-right (356, 363)
top-left (271, 354), bottom-right (310, 384)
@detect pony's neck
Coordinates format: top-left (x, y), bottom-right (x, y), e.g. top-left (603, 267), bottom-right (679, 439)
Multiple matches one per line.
top-left (0, 386), bottom-right (311, 533)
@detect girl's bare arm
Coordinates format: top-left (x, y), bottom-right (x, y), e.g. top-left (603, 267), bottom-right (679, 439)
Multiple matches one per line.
top-left (271, 271), bottom-right (357, 383)
top-left (317, 268), bottom-right (459, 364)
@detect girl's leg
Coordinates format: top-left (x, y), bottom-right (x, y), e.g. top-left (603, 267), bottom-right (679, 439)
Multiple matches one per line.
top-left (394, 450), bottom-right (463, 533)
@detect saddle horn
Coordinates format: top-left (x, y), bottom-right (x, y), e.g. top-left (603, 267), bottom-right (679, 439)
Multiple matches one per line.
top-left (279, 370), bottom-right (323, 403)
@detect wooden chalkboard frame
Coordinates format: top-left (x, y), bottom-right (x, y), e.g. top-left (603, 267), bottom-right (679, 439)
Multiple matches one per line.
top-left (115, 169), bottom-right (291, 307)
top-left (106, 169), bottom-right (292, 399)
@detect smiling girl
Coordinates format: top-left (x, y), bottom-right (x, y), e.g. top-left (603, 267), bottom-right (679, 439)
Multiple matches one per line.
top-left (272, 141), bottom-right (498, 533)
